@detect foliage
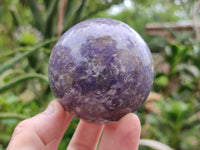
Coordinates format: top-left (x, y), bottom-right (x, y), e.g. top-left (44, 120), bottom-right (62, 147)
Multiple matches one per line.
top-left (148, 36), bottom-right (200, 150)
top-left (0, 0), bottom-right (200, 150)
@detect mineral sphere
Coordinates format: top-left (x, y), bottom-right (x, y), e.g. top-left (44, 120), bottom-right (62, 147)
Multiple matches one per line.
top-left (48, 18), bottom-right (154, 124)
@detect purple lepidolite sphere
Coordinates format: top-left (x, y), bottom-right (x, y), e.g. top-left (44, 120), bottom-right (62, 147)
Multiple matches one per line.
top-left (49, 18), bottom-right (154, 124)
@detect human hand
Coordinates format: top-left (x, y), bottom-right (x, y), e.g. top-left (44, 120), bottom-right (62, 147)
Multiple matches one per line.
top-left (7, 100), bottom-right (141, 150)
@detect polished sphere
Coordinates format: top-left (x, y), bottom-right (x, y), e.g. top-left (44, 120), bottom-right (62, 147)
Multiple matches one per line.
top-left (49, 18), bottom-right (154, 124)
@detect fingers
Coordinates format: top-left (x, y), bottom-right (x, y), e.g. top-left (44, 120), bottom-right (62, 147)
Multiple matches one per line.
top-left (67, 113), bottom-right (140, 150)
top-left (67, 120), bottom-right (104, 150)
top-left (7, 102), bottom-right (141, 150)
top-left (98, 113), bottom-right (141, 150)
top-left (7, 100), bottom-right (73, 150)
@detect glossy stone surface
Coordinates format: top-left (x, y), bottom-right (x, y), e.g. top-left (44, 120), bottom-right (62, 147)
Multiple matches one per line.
top-left (49, 18), bottom-right (154, 124)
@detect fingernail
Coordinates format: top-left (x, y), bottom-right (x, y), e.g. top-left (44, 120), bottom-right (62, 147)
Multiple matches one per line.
top-left (44, 101), bottom-right (56, 114)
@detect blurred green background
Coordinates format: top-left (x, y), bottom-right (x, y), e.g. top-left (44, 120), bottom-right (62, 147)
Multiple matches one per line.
top-left (0, 0), bottom-right (200, 149)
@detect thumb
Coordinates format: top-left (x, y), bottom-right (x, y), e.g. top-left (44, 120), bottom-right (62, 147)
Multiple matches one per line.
top-left (7, 100), bottom-right (73, 150)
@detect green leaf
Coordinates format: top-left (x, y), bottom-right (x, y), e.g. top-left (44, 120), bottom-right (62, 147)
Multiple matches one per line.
top-left (0, 38), bottom-right (57, 74)
top-left (45, 0), bottom-right (58, 23)
top-left (0, 112), bottom-right (28, 120)
top-left (44, 0), bottom-right (58, 38)
top-left (72, 0), bottom-right (88, 25)
top-left (0, 74), bottom-right (48, 93)
top-left (63, 0), bottom-right (77, 28)
top-left (154, 75), bottom-right (169, 87)
top-left (10, 6), bottom-right (20, 26)
top-left (27, 0), bottom-right (44, 32)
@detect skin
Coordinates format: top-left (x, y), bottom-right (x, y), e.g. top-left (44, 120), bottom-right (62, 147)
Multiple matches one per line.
top-left (7, 100), bottom-right (141, 150)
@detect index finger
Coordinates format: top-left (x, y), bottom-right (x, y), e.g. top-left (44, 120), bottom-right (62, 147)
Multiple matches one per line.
top-left (7, 100), bottom-right (73, 150)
